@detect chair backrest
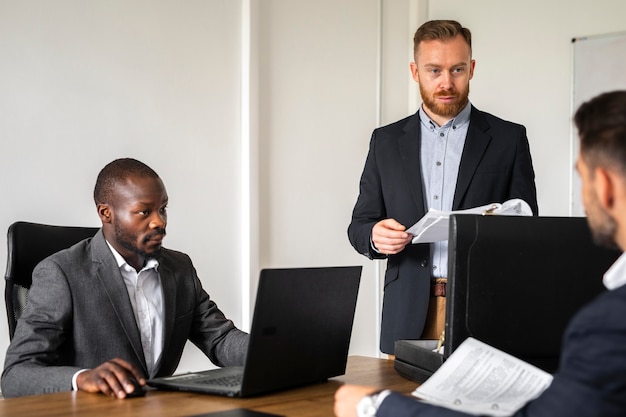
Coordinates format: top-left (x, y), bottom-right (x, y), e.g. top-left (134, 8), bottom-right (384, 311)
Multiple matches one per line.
top-left (4, 221), bottom-right (99, 339)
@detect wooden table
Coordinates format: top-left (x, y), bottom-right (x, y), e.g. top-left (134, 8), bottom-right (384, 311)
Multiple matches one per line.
top-left (0, 356), bottom-right (418, 417)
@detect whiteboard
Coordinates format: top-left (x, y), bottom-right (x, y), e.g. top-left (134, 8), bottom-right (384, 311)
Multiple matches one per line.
top-left (571, 31), bottom-right (626, 215)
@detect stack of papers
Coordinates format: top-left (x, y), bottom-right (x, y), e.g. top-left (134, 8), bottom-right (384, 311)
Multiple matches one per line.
top-left (412, 337), bottom-right (552, 416)
top-left (407, 199), bottom-right (532, 244)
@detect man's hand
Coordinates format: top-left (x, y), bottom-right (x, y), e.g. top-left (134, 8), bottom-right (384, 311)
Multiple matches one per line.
top-left (372, 219), bottom-right (412, 254)
top-left (334, 384), bottom-right (379, 417)
top-left (75, 357), bottom-right (146, 399)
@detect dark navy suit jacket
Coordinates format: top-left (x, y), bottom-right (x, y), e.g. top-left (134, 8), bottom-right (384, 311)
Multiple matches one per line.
top-left (376, 281), bottom-right (626, 416)
top-left (348, 106), bottom-right (538, 353)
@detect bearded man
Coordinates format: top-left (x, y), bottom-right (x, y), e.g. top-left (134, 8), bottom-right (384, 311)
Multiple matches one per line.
top-left (348, 20), bottom-right (538, 354)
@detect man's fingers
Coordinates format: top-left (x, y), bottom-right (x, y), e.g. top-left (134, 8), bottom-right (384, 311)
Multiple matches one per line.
top-left (372, 219), bottom-right (413, 254)
top-left (377, 218), bottom-right (407, 232)
top-left (76, 358), bottom-right (145, 399)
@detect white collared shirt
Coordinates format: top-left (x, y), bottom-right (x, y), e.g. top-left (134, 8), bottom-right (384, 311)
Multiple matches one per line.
top-left (603, 251), bottom-right (626, 290)
top-left (107, 242), bottom-right (165, 377)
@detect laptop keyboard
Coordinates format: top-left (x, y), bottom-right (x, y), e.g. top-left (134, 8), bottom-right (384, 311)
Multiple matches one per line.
top-left (190, 374), bottom-right (242, 387)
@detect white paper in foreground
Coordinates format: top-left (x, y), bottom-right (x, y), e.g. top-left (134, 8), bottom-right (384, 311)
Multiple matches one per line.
top-left (412, 337), bottom-right (553, 416)
top-left (407, 199), bottom-right (532, 244)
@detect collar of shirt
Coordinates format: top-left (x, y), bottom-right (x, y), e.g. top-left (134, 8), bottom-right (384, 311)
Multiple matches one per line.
top-left (603, 251), bottom-right (626, 290)
top-left (105, 241), bottom-right (160, 274)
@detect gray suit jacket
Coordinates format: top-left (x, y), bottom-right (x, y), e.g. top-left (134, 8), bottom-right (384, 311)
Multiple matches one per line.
top-left (1, 230), bottom-right (248, 397)
top-left (348, 106), bottom-right (538, 353)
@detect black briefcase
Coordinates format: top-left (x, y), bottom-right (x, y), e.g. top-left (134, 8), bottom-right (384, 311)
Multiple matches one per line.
top-left (393, 340), bottom-right (444, 383)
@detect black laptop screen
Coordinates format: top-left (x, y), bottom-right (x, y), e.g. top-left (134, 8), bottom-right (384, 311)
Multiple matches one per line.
top-left (445, 215), bottom-right (619, 372)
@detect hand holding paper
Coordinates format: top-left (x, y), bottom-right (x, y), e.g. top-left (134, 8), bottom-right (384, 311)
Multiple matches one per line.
top-left (407, 199), bottom-right (532, 244)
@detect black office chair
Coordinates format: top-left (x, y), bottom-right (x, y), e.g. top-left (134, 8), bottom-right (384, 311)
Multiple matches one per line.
top-left (4, 221), bottom-right (99, 339)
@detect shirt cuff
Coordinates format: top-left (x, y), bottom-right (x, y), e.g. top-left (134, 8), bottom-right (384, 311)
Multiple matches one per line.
top-left (374, 390), bottom-right (392, 408)
top-left (357, 389), bottom-right (392, 417)
top-left (370, 235), bottom-right (382, 254)
top-left (72, 369), bottom-right (89, 391)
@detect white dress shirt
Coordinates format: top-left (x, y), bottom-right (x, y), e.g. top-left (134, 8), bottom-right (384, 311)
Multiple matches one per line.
top-left (107, 242), bottom-right (164, 377)
top-left (603, 251), bottom-right (626, 290)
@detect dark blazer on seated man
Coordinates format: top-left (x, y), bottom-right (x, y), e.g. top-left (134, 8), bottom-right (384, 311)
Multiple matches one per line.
top-left (1, 230), bottom-right (248, 397)
top-left (1, 157), bottom-right (248, 398)
top-left (348, 105), bottom-right (538, 353)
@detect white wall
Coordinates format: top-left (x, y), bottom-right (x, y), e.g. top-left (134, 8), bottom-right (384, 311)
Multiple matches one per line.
top-left (0, 0), bottom-right (244, 372)
top-left (1, 0), bottom-right (626, 374)
top-left (256, 0), bottom-right (382, 357)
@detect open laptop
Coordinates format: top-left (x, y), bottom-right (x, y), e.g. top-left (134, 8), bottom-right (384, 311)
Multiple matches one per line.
top-left (147, 266), bottom-right (362, 397)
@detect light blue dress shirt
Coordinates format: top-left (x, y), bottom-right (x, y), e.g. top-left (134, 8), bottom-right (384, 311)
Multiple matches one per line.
top-left (419, 102), bottom-right (471, 278)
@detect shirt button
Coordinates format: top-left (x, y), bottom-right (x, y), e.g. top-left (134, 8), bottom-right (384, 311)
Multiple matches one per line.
top-left (434, 195), bottom-right (439, 200)
top-left (439, 132), bottom-right (444, 137)
top-left (436, 161), bottom-right (442, 166)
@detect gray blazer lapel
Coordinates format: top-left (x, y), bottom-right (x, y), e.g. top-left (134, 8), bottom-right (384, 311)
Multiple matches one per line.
top-left (398, 114), bottom-right (427, 213)
top-left (158, 262), bottom-right (177, 368)
top-left (453, 108), bottom-right (491, 209)
top-left (90, 232), bottom-right (148, 373)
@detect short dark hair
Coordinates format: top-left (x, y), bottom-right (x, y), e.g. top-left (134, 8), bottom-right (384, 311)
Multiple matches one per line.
top-left (575, 91), bottom-right (626, 175)
top-left (413, 20), bottom-right (472, 57)
top-left (94, 158), bottom-right (160, 205)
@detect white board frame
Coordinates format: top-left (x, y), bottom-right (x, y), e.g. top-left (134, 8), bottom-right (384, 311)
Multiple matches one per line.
top-left (571, 31), bottom-right (626, 215)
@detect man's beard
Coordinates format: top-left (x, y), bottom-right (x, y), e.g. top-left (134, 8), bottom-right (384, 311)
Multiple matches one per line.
top-left (420, 84), bottom-right (470, 119)
top-left (114, 221), bottom-right (166, 259)
top-left (587, 198), bottom-right (619, 250)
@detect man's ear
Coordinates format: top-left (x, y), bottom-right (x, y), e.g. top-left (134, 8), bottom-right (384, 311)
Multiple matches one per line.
top-left (97, 204), bottom-right (112, 224)
top-left (594, 167), bottom-right (616, 210)
top-left (409, 61), bottom-right (419, 84)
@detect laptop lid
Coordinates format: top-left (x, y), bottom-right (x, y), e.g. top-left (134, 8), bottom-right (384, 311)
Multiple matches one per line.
top-left (239, 265), bottom-right (361, 396)
top-left (148, 265), bottom-right (362, 397)
top-left (445, 215), bottom-right (619, 371)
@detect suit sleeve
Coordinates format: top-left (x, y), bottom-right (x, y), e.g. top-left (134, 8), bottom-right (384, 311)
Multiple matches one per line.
top-left (1, 260), bottom-right (81, 397)
top-left (377, 392), bottom-right (472, 417)
top-left (348, 130), bottom-right (388, 260)
top-left (509, 126), bottom-right (538, 215)
top-left (187, 263), bottom-right (249, 367)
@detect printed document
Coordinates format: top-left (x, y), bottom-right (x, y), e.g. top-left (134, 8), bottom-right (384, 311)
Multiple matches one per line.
top-left (412, 337), bottom-right (553, 416)
top-left (407, 199), bottom-right (532, 244)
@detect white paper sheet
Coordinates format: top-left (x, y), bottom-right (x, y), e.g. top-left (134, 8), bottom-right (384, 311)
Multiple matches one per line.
top-left (407, 199), bottom-right (532, 244)
top-left (412, 337), bottom-right (553, 416)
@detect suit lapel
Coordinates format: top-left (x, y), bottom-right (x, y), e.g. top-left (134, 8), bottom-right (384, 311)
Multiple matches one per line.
top-left (453, 107), bottom-right (491, 209)
top-left (158, 260), bottom-right (177, 371)
top-left (90, 232), bottom-right (148, 374)
top-left (398, 113), bottom-right (427, 213)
